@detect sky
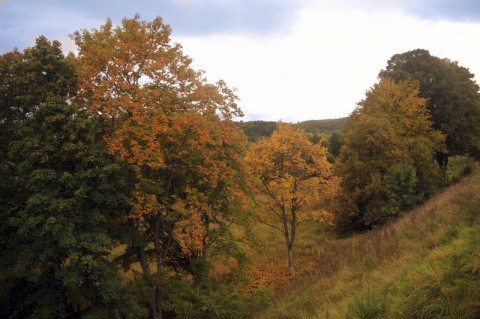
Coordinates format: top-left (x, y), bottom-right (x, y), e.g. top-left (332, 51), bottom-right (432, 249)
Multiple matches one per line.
top-left (1, 0), bottom-right (480, 122)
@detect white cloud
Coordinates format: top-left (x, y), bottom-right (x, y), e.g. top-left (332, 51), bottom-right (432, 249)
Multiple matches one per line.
top-left (176, 2), bottom-right (480, 122)
top-left (2, 0), bottom-right (479, 122)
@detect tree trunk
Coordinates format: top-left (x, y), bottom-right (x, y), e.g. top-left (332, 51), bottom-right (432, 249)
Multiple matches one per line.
top-left (436, 151), bottom-right (449, 180)
top-left (137, 247), bottom-right (159, 319)
top-left (287, 245), bottom-right (295, 277)
top-left (131, 216), bottom-right (162, 319)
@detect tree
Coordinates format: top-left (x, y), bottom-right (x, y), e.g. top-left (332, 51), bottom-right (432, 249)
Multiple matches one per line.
top-left (0, 36), bottom-right (78, 221)
top-left (246, 123), bottom-right (333, 276)
top-left (235, 120), bottom-right (278, 141)
top-left (335, 78), bottom-right (444, 230)
top-left (0, 37), bottom-right (140, 318)
top-left (0, 36), bottom-right (77, 158)
top-left (328, 131), bottom-right (343, 158)
top-left (379, 49), bottom-right (480, 169)
top-left (72, 15), bottom-right (252, 319)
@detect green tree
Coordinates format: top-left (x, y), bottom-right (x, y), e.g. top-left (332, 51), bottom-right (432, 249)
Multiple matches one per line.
top-left (0, 36), bottom-right (77, 156)
top-left (235, 120), bottom-right (278, 141)
top-left (0, 36), bottom-right (78, 234)
top-left (335, 78), bottom-right (444, 230)
top-left (379, 49), bottom-right (480, 169)
top-left (382, 163), bottom-right (418, 216)
top-left (246, 123), bottom-right (334, 276)
top-left (72, 15), bottom-right (252, 318)
top-left (328, 131), bottom-right (343, 158)
top-left (0, 37), bottom-right (141, 318)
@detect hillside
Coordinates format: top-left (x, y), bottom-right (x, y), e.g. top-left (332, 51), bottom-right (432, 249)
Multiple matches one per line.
top-left (248, 163), bottom-right (480, 319)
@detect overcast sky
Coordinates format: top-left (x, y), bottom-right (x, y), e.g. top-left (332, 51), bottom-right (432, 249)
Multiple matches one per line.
top-left (2, 0), bottom-right (480, 122)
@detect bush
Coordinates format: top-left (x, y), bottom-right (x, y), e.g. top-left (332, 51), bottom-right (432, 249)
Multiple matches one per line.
top-left (162, 278), bottom-right (245, 319)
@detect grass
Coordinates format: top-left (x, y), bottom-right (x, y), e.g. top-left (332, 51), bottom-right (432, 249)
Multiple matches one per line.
top-left (247, 161), bottom-right (480, 318)
top-left (446, 155), bottom-right (475, 183)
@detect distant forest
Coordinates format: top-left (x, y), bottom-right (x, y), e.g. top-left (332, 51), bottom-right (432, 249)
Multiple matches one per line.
top-left (236, 117), bottom-right (347, 141)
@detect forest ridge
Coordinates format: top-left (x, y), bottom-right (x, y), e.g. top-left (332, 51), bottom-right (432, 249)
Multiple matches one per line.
top-left (1, 15), bottom-right (480, 319)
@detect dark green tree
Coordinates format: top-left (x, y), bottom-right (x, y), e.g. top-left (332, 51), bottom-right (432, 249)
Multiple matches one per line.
top-left (235, 120), bottom-right (278, 141)
top-left (0, 37), bottom-right (141, 319)
top-left (328, 131), bottom-right (343, 158)
top-left (0, 36), bottom-right (77, 157)
top-left (379, 49), bottom-right (480, 168)
top-left (1, 37), bottom-right (80, 317)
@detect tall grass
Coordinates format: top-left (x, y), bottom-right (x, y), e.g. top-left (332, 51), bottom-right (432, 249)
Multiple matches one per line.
top-left (251, 163), bottom-right (480, 318)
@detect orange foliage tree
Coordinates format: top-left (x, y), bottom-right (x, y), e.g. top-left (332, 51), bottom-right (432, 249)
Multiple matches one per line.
top-left (72, 15), bottom-right (252, 319)
top-left (246, 123), bottom-right (334, 277)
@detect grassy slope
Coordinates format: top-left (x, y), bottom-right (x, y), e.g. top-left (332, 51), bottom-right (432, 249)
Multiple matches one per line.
top-left (248, 164), bottom-right (480, 319)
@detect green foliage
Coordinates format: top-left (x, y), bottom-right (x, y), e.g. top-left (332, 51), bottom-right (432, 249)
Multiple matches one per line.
top-left (380, 49), bottom-right (480, 167)
top-left (335, 78), bottom-right (444, 230)
top-left (297, 118), bottom-right (347, 135)
top-left (250, 284), bottom-right (274, 309)
top-left (0, 37), bottom-right (141, 319)
top-left (236, 120), bottom-right (278, 141)
top-left (2, 18), bottom-right (252, 319)
top-left (236, 118), bottom-right (347, 142)
top-left (162, 278), bottom-right (245, 319)
top-left (446, 156), bottom-right (475, 184)
top-left (328, 131), bottom-right (343, 158)
top-left (381, 163), bottom-right (418, 216)
top-left (5, 100), bottom-right (140, 318)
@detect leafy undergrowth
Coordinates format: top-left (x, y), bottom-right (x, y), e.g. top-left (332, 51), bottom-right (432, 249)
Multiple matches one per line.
top-left (247, 163), bottom-right (480, 319)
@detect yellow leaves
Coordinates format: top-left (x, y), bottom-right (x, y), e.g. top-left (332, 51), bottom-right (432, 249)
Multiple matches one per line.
top-left (310, 209), bottom-right (335, 226)
top-left (246, 122), bottom-right (334, 224)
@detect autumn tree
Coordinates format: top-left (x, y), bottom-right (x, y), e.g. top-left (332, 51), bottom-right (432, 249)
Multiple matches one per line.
top-left (72, 15), bottom-right (252, 319)
top-left (379, 49), bottom-right (480, 169)
top-left (0, 37), bottom-right (141, 318)
top-left (335, 78), bottom-right (444, 230)
top-left (246, 123), bottom-right (333, 277)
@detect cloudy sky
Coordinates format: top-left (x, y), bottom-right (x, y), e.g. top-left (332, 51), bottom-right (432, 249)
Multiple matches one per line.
top-left (2, 0), bottom-right (480, 122)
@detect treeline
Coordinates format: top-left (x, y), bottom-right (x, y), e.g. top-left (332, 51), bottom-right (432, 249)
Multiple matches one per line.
top-left (236, 118), bottom-right (346, 163)
top-left (1, 15), bottom-right (480, 319)
top-left (236, 117), bottom-right (346, 141)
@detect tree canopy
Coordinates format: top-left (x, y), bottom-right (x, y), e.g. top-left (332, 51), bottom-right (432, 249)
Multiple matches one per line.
top-left (246, 123), bottom-right (334, 276)
top-left (72, 15), bottom-right (252, 319)
top-left (335, 78), bottom-right (444, 230)
top-left (379, 49), bottom-right (480, 166)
